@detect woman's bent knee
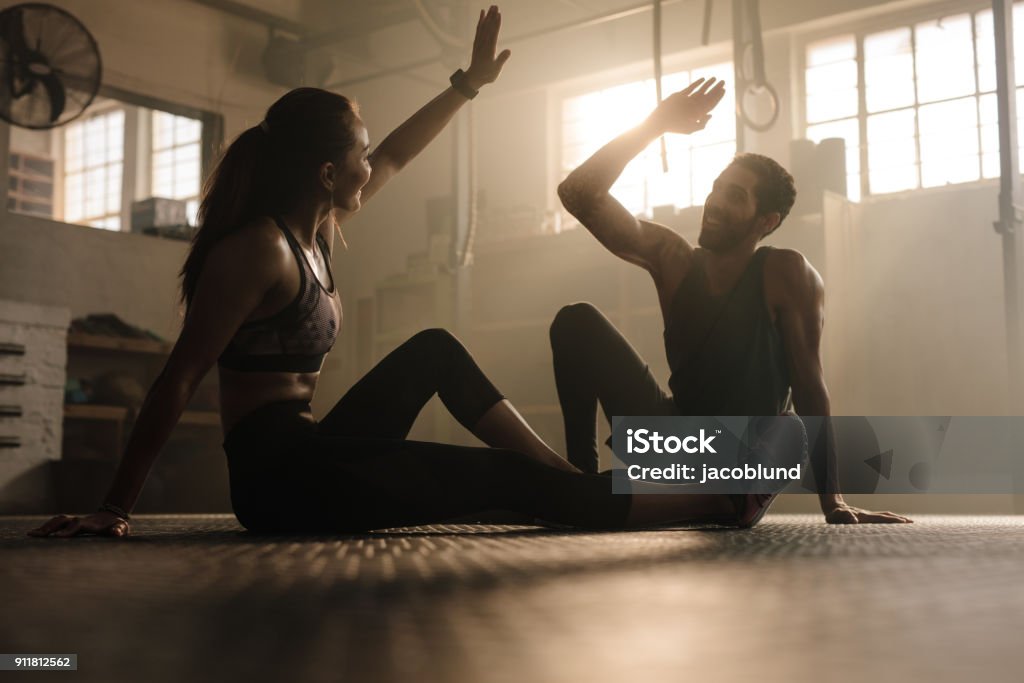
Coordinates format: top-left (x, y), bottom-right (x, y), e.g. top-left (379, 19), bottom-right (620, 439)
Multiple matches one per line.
top-left (407, 327), bottom-right (467, 358)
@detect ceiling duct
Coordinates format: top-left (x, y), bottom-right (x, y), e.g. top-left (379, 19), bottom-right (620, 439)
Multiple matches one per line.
top-left (190, 0), bottom-right (415, 88)
top-left (261, 33), bottom-right (334, 88)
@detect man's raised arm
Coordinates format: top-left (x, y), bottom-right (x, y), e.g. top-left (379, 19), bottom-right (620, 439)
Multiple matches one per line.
top-left (557, 78), bottom-right (725, 276)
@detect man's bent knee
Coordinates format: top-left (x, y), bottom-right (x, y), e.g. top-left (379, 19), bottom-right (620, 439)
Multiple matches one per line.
top-left (550, 302), bottom-right (605, 346)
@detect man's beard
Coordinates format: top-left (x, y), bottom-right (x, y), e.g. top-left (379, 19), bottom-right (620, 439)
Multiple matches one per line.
top-left (698, 214), bottom-right (757, 252)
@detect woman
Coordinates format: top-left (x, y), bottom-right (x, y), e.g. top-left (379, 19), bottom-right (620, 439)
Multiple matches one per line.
top-left (29, 7), bottom-right (774, 538)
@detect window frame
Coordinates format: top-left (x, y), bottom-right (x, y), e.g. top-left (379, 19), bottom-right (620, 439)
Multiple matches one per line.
top-left (61, 100), bottom-right (128, 230)
top-left (149, 109), bottom-right (205, 226)
top-left (99, 84), bottom-right (222, 233)
top-left (796, 0), bottom-right (1012, 200)
top-left (4, 83), bottom-right (223, 234)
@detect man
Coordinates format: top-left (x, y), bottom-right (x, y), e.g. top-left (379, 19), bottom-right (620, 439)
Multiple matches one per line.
top-left (554, 77), bottom-right (909, 524)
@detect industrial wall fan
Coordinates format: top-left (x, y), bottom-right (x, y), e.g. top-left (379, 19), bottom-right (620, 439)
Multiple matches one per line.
top-left (0, 2), bottom-right (101, 129)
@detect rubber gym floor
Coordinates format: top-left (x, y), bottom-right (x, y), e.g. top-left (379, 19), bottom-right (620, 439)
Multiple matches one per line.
top-left (3, 514), bottom-right (1022, 682)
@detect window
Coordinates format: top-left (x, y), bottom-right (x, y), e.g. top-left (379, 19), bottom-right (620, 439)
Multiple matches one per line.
top-left (804, 3), bottom-right (1024, 200)
top-left (152, 111), bottom-right (202, 226)
top-left (6, 90), bottom-right (215, 233)
top-left (64, 108), bottom-right (125, 230)
top-left (560, 62), bottom-right (736, 220)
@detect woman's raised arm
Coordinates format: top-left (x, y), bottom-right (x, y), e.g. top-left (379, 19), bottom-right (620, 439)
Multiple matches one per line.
top-left (340, 5), bottom-right (511, 215)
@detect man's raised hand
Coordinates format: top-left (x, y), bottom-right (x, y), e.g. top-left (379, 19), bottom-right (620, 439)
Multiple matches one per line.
top-left (648, 77), bottom-right (727, 135)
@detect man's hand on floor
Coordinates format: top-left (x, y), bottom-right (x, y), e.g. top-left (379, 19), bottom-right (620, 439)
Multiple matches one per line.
top-left (822, 501), bottom-right (913, 524)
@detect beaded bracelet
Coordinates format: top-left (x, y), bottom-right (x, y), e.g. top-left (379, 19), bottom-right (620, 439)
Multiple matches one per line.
top-left (97, 502), bottom-right (131, 520)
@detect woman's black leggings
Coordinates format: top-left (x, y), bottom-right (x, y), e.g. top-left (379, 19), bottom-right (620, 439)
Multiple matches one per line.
top-left (223, 328), bottom-right (631, 533)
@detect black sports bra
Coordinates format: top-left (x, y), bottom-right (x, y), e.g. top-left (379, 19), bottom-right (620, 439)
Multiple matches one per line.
top-left (218, 217), bottom-right (341, 373)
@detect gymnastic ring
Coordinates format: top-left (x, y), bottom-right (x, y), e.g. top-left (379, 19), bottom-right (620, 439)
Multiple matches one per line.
top-left (738, 81), bottom-right (779, 132)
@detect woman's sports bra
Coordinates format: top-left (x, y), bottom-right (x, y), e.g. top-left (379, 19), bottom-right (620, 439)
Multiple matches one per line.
top-left (218, 217), bottom-right (341, 373)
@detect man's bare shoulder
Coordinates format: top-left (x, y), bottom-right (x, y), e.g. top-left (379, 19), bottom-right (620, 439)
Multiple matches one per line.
top-left (765, 248), bottom-right (819, 290)
top-left (638, 220), bottom-right (696, 296)
top-left (764, 247), bottom-right (823, 303)
top-left (638, 220), bottom-right (693, 265)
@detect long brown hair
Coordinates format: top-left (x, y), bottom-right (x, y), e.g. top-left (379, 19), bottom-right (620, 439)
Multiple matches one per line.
top-left (180, 88), bottom-right (359, 309)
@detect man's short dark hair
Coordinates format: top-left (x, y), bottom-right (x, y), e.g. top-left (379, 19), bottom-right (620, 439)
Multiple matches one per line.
top-left (729, 153), bottom-right (797, 235)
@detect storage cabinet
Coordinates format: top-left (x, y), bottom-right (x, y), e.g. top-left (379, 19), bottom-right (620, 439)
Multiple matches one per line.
top-left (59, 331), bottom-right (229, 513)
top-left (0, 300), bottom-right (69, 513)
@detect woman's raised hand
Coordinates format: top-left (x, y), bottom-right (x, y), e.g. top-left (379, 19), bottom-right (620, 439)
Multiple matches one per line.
top-left (464, 5), bottom-right (512, 89)
top-left (26, 511), bottom-right (130, 538)
top-left (648, 77), bottom-right (727, 135)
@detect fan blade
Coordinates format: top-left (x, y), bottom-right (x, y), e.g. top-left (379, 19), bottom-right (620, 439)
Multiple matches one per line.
top-left (0, 6), bottom-right (33, 103)
top-left (0, 5), bottom-right (100, 127)
top-left (0, 7), bottom-right (29, 59)
top-left (37, 72), bottom-right (65, 122)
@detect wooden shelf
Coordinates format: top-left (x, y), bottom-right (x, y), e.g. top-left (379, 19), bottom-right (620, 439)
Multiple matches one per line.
top-left (64, 403), bottom-right (219, 427)
top-left (64, 404), bottom-right (129, 422)
top-left (67, 332), bottom-right (172, 355)
top-left (178, 410), bottom-right (220, 427)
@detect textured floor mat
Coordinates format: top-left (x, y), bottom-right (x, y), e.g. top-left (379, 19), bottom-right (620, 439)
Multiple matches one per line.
top-left (3, 514), bottom-right (1023, 682)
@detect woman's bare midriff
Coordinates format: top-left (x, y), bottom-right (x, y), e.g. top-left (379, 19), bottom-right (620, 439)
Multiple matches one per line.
top-left (218, 367), bottom-right (320, 435)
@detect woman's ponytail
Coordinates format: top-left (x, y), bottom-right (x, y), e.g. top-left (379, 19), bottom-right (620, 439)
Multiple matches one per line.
top-left (179, 88), bottom-right (358, 312)
top-left (179, 125), bottom-right (270, 309)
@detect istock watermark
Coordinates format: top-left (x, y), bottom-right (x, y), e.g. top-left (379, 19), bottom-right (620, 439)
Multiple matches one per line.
top-left (610, 416), bottom-right (1024, 495)
top-left (625, 428), bottom-right (718, 454)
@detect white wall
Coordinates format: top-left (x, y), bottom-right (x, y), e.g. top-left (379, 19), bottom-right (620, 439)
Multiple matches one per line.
top-left (823, 185), bottom-right (1011, 417)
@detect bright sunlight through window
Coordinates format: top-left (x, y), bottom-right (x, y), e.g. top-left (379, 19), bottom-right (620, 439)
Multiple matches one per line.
top-left (805, 3), bottom-right (1024, 200)
top-left (561, 62), bottom-right (736, 220)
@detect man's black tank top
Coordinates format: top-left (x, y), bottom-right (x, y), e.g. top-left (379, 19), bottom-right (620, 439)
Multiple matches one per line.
top-left (663, 245), bottom-right (791, 415)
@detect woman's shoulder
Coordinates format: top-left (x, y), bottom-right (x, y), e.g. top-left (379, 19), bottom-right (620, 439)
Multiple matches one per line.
top-left (206, 216), bottom-right (291, 275)
top-left (217, 216), bottom-right (287, 254)
top-left (232, 215), bottom-right (283, 244)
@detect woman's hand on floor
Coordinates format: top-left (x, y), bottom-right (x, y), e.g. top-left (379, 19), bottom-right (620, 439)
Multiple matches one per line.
top-left (823, 502), bottom-right (913, 524)
top-left (26, 511), bottom-right (130, 538)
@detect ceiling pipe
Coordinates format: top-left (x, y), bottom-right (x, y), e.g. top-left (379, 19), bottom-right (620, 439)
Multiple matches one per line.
top-left (324, 0), bottom-right (692, 89)
top-left (303, 7), bottom-right (420, 50)
top-left (187, 0), bottom-right (417, 48)
top-left (187, 0), bottom-right (306, 36)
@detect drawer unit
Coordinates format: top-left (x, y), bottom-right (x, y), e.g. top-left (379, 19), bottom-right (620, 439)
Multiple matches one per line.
top-left (0, 300), bottom-right (70, 510)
